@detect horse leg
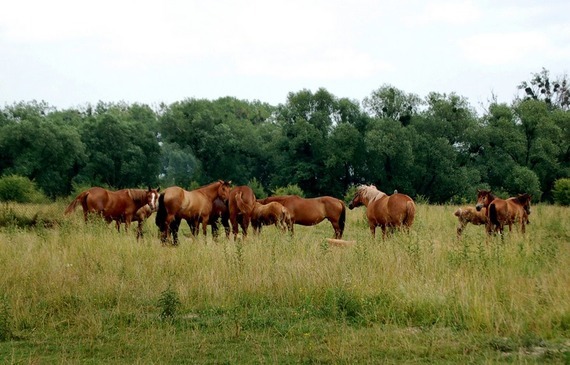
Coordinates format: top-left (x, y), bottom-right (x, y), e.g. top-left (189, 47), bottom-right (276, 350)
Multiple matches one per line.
top-left (170, 218), bottom-right (181, 245)
top-left (136, 222), bottom-right (143, 240)
top-left (241, 215), bottom-right (251, 238)
top-left (369, 223), bottom-right (376, 239)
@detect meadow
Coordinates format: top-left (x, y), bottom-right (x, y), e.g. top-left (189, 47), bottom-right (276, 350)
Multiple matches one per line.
top-left (0, 201), bottom-right (569, 364)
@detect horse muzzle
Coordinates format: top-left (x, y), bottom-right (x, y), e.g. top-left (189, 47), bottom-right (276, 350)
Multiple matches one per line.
top-left (475, 204), bottom-right (483, 211)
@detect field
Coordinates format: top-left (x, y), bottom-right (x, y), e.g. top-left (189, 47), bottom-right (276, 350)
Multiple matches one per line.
top-left (0, 202), bottom-right (569, 364)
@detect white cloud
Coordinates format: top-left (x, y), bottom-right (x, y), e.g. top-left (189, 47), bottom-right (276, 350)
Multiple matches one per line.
top-left (460, 32), bottom-right (549, 66)
top-left (404, 0), bottom-right (481, 26)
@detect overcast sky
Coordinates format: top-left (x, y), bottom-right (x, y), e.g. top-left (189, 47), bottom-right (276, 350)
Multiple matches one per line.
top-left (1, 0), bottom-right (568, 111)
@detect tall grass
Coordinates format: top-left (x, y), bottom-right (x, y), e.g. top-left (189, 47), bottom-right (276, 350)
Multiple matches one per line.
top-left (0, 202), bottom-right (569, 363)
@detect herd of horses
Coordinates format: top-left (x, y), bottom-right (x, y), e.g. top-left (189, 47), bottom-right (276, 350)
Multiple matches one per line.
top-left (63, 181), bottom-right (532, 244)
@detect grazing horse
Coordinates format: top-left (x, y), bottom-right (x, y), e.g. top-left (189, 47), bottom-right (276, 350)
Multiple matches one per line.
top-left (154, 180), bottom-right (232, 244)
top-left (454, 206), bottom-right (487, 238)
top-left (115, 203), bottom-right (157, 239)
top-left (229, 186), bottom-right (256, 239)
top-left (64, 187), bottom-right (160, 232)
top-left (475, 190), bottom-right (532, 235)
top-left (251, 201), bottom-right (293, 234)
top-left (256, 195), bottom-right (346, 239)
top-left (349, 184), bottom-right (415, 239)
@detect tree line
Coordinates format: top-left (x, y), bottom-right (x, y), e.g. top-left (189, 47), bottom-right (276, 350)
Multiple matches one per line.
top-left (0, 69), bottom-right (568, 203)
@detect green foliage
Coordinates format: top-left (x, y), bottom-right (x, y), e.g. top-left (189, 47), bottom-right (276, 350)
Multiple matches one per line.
top-left (248, 177), bottom-right (266, 199)
top-left (157, 284), bottom-right (181, 321)
top-left (504, 165), bottom-right (542, 199)
top-left (552, 178), bottom-right (570, 205)
top-left (0, 175), bottom-right (46, 203)
top-left (273, 184), bottom-right (305, 197)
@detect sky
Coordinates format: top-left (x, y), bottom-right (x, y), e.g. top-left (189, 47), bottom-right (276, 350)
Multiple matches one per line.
top-left (1, 0), bottom-right (569, 112)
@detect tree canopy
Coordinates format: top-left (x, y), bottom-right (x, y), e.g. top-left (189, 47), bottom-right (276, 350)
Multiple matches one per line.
top-left (1, 70), bottom-right (568, 203)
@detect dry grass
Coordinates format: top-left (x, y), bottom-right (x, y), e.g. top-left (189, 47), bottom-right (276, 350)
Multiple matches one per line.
top-left (0, 201), bottom-right (569, 363)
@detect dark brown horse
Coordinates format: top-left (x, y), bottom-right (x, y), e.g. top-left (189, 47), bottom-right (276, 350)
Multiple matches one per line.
top-left (209, 197), bottom-right (230, 239)
top-left (154, 180), bottom-right (232, 244)
top-left (251, 201), bottom-right (293, 234)
top-left (454, 206), bottom-right (487, 238)
top-left (64, 187), bottom-right (160, 232)
top-left (229, 186), bottom-right (256, 239)
top-left (256, 195), bottom-right (346, 239)
top-left (349, 184), bottom-right (415, 239)
top-left (476, 190), bottom-right (532, 235)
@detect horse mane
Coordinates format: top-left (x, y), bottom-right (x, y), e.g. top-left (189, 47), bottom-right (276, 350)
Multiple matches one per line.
top-left (126, 189), bottom-right (148, 204)
top-left (515, 193), bottom-right (531, 205)
top-left (357, 184), bottom-right (386, 203)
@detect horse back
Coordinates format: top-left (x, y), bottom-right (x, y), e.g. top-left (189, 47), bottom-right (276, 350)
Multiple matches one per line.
top-left (369, 193), bottom-right (414, 225)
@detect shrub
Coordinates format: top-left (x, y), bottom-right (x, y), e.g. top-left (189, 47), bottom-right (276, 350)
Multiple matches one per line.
top-left (552, 178), bottom-right (570, 206)
top-left (0, 175), bottom-right (47, 203)
top-left (248, 177), bottom-right (267, 199)
top-left (504, 166), bottom-right (542, 200)
top-left (272, 184), bottom-right (305, 197)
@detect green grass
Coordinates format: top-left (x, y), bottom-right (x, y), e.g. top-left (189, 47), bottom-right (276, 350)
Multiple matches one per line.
top-left (0, 202), bottom-right (569, 363)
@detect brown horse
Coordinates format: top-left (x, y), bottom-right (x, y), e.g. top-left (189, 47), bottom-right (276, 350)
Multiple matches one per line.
top-left (229, 186), bottom-right (256, 239)
top-left (251, 201), bottom-right (293, 234)
top-left (187, 197), bottom-right (230, 239)
top-left (476, 190), bottom-right (532, 235)
top-left (454, 206), bottom-right (487, 238)
top-left (256, 195), bottom-right (346, 239)
top-left (115, 203), bottom-right (157, 239)
top-left (349, 184), bottom-right (415, 239)
top-left (154, 180), bottom-right (232, 244)
top-left (64, 187), bottom-right (160, 232)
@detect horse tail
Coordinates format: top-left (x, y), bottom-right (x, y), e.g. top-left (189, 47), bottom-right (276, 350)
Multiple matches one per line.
top-left (404, 200), bottom-right (416, 227)
top-left (235, 191), bottom-right (255, 214)
top-left (155, 193), bottom-right (167, 231)
top-left (64, 191), bottom-right (89, 215)
top-left (338, 201), bottom-right (346, 233)
top-left (489, 202), bottom-right (499, 227)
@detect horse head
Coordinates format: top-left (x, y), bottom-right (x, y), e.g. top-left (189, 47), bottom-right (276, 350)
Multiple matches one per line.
top-left (146, 186), bottom-right (160, 211)
top-left (217, 180), bottom-right (232, 202)
top-left (348, 188), bottom-right (364, 210)
top-left (475, 189), bottom-right (494, 211)
top-left (517, 193), bottom-right (532, 216)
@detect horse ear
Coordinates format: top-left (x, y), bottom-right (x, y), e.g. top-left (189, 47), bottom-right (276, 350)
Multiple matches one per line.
top-left (227, 180), bottom-right (232, 185)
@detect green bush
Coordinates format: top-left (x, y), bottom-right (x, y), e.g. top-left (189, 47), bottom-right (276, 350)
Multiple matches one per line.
top-left (505, 166), bottom-right (542, 200)
top-left (552, 178), bottom-right (570, 206)
top-left (272, 184), bottom-right (305, 197)
top-left (0, 175), bottom-right (47, 203)
top-left (248, 177), bottom-right (267, 199)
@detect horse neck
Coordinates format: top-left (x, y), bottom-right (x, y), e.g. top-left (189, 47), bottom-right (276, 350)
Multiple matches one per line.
top-left (127, 189), bottom-right (148, 207)
top-left (198, 181), bottom-right (222, 200)
top-left (360, 187), bottom-right (385, 205)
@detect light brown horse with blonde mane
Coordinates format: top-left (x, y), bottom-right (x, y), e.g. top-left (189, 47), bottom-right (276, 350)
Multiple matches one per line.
top-left (349, 184), bottom-right (415, 239)
top-left (251, 201), bottom-right (293, 234)
top-left (475, 189), bottom-right (531, 235)
top-left (454, 206), bottom-right (487, 238)
top-left (256, 195), bottom-right (346, 239)
top-left (229, 186), bottom-right (257, 239)
top-left (154, 180), bottom-right (232, 244)
top-left (64, 187), bottom-right (160, 232)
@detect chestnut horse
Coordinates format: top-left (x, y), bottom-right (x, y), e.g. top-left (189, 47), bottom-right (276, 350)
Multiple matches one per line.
top-left (348, 184), bottom-right (415, 239)
top-left (187, 197), bottom-right (230, 239)
top-left (475, 190), bottom-right (532, 235)
top-left (454, 206), bottom-right (487, 238)
top-left (229, 186), bottom-right (256, 239)
top-left (154, 180), bottom-right (231, 244)
top-left (64, 187), bottom-right (160, 232)
top-left (115, 203), bottom-right (157, 240)
top-left (256, 195), bottom-right (346, 239)
top-left (251, 201), bottom-right (293, 234)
